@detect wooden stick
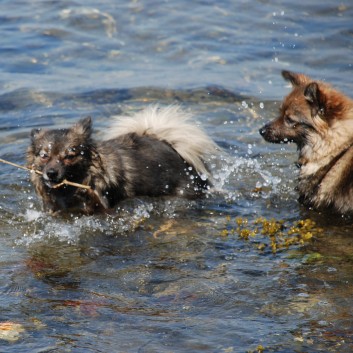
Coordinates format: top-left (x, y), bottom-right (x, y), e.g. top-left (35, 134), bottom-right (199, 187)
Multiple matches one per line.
top-left (0, 158), bottom-right (42, 175)
top-left (0, 158), bottom-right (91, 190)
top-left (51, 179), bottom-right (91, 190)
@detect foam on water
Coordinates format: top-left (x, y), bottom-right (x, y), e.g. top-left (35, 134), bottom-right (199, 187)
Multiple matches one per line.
top-left (16, 197), bottom-right (189, 246)
top-left (23, 209), bottom-right (44, 222)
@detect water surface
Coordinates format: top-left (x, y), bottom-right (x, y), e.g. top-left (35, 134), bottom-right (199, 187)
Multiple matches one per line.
top-left (0, 1), bottom-right (353, 352)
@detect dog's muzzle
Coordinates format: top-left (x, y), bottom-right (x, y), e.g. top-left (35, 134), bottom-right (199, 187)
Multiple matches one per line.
top-left (45, 168), bottom-right (59, 181)
top-left (259, 124), bottom-right (272, 141)
top-left (43, 168), bottom-right (63, 187)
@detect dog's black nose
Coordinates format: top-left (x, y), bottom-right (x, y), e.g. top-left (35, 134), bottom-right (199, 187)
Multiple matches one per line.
top-left (259, 126), bottom-right (267, 136)
top-left (46, 168), bottom-right (59, 181)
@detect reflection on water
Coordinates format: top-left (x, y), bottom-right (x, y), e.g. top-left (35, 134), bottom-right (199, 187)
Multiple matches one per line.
top-left (0, 0), bottom-right (353, 352)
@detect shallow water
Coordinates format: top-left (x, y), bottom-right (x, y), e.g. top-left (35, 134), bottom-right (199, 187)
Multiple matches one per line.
top-left (0, 1), bottom-right (353, 352)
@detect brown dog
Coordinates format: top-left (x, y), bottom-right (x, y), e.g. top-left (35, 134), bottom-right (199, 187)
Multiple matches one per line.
top-left (260, 71), bottom-right (353, 214)
top-left (27, 105), bottom-right (218, 214)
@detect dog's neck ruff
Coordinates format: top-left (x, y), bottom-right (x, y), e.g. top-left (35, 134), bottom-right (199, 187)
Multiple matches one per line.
top-left (300, 142), bottom-right (353, 168)
top-left (298, 141), bottom-right (353, 179)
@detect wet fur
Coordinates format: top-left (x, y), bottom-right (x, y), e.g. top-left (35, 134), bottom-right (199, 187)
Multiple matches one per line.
top-left (27, 105), bottom-right (218, 214)
top-left (259, 71), bottom-right (353, 214)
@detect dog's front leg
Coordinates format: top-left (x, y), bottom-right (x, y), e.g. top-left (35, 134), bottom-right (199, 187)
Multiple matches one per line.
top-left (85, 188), bottom-right (112, 214)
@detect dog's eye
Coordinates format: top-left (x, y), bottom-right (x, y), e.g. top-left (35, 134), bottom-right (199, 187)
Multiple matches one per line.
top-left (284, 116), bottom-right (297, 127)
top-left (64, 154), bottom-right (76, 160)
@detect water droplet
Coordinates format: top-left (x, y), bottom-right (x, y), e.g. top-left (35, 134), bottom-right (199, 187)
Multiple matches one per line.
top-left (200, 174), bottom-right (207, 181)
top-left (241, 101), bottom-right (248, 108)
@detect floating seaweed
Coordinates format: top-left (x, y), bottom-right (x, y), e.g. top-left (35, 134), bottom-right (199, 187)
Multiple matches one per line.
top-left (246, 345), bottom-right (265, 353)
top-left (221, 216), bottom-right (323, 254)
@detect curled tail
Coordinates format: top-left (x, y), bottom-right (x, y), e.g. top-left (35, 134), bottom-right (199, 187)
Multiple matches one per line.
top-left (105, 105), bottom-right (218, 177)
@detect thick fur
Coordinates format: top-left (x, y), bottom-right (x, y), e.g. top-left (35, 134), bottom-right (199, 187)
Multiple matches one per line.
top-left (259, 71), bottom-right (353, 214)
top-left (27, 105), bottom-right (218, 214)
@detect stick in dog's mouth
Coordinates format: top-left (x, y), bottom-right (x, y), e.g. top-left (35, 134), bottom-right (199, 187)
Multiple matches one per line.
top-left (50, 179), bottom-right (91, 190)
top-left (0, 158), bottom-right (91, 190)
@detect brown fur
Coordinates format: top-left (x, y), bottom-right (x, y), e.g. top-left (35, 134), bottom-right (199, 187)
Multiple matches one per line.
top-left (27, 106), bottom-right (217, 214)
top-left (259, 71), bottom-right (353, 214)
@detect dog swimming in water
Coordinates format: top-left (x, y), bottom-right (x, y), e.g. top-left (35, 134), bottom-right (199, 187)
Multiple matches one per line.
top-left (27, 105), bottom-right (218, 214)
top-left (260, 70), bottom-right (353, 214)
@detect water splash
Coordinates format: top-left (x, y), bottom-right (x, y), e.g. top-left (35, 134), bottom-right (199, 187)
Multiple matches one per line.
top-left (15, 198), bottom-right (193, 247)
top-left (210, 152), bottom-right (283, 201)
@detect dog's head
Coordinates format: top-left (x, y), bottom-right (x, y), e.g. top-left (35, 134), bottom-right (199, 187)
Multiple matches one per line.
top-left (27, 117), bottom-right (93, 188)
top-left (259, 71), bottom-right (348, 149)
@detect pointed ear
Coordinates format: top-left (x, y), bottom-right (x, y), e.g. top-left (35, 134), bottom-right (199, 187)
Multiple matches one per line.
top-left (304, 82), bottom-right (326, 117)
top-left (71, 116), bottom-right (92, 137)
top-left (282, 70), bottom-right (311, 86)
top-left (30, 128), bottom-right (44, 141)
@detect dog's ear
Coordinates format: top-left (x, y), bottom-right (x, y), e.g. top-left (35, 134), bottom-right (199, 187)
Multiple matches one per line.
top-left (282, 70), bottom-right (310, 86)
top-left (30, 128), bottom-right (44, 141)
top-left (72, 116), bottom-right (92, 137)
top-left (304, 82), bottom-right (326, 117)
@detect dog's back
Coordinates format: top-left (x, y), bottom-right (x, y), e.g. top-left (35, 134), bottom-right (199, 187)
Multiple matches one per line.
top-left (105, 105), bottom-right (218, 177)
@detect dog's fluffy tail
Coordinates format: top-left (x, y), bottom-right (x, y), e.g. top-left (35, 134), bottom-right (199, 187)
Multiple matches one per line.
top-left (105, 105), bottom-right (218, 177)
